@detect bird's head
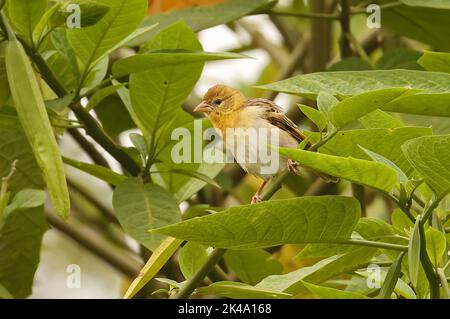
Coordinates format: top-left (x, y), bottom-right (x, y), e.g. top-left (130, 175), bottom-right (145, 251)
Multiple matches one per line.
top-left (193, 84), bottom-right (246, 116)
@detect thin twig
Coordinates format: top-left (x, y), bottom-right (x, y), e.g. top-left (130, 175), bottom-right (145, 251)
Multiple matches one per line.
top-left (338, 0), bottom-right (352, 58)
top-left (67, 128), bottom-right (111, 169)
top-left (267, 10), bottom-right (340, 20)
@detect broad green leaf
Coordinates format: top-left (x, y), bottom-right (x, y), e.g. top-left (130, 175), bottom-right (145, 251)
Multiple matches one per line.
top-left (298, 217), bottom-right (397, 258)
top-left (116, 84), bottom-right (148, 136)
top-left (383, 5), bottom-right (450, 51)
top-left (378, 252), bottom-right (405, 299)
top-left (5, 32), bottom-right (70, 219)
top-left (129, 133), bottom-right (148, 162)
top-left (0, 116), bottom-right (44, 195)
top-left (86, 83), bottom-right (126, 111)
top-left (153, 118), bottom-right (225, 202)
top-left (113, 50), bottom-right (248, 76)
top-left (224, 249), bottom-right (283, 285)
top-left (195, 281), bottom-right (291, 299)
top-left (0, 189), bottom-right (47, 298)
top-left (67, 0), bottom-right (147, 68)
top-left (278, 148), bottom-right (397, 192)
top-left (328, 57), bottom-right (372, 72)
top-left (408, 217), bottom-right (421, 287)
top-left (328, 88), bottom-right (408, 128)
top-left (402, 135), bottom-right (450, 195)
top-left (32, 2), bottom-right (62, 45)
top-left (257, 70), bottom-right (450, 99)
top-left (49, 0), bottom-right (110, 29)
top-left (425, 228), bottom-right (446, 267)
top-left (418, 51), bottom-right (450, 73)
top-left (298, 104), bottom-right (327, 132)
top-left (302, 281), bottom-right (370, 299)
top-left (383, 92), bottom-right (450, 118)
top-left (5, 0), bottom-right (47, 45)
top-left (317, 92), bottom-right (339, 115)
top-left (0, 284), bottom-right (12, 299)
top-left (153, 196), bottom-right (360, 249)
top-left (123, 237), bottom-right (183, 299)
top-left (94, 95), bottom-right (136, 137)
top-left (318, 127), bottom-right (432, 174)
top-left (178, 242), bottom-right (208, 280)
top-left (401, 0), bottom-right (450, 10)
top-left (130, 0), bottom-right (276, 46)
top-left (391, 208), bottom-right (414, 235)
top-left (62, 156), bottom-right (126, 186)
top-left (0, 43), bottom-right (10, 106)
top-left (257, 248), bottom-right (377, 295)
top-left (376, 49), bottom-right (423, 70)
top-left (113, 178), bottom-right (181, 251)
top-left (130, 21), bottom-right (202, 138)
top-left (359, 109), bottom-right (404, 129)
top-left (359, 146), bottom-right (408, 185)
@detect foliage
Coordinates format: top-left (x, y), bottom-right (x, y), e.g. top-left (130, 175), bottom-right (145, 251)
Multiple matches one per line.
top-left (0, 0), bottom-right (449, 300)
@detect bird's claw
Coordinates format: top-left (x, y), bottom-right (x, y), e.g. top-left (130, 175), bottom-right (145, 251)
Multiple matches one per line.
top-left (287, 159), bottom-right (300, 173)
top-left (251, 194), bottom-right (262, 204)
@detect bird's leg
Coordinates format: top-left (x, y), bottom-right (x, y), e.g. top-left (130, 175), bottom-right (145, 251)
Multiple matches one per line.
top-left (251, 180), bottom-right (268, 204)
top-left (287, 159), bottom-right (300, 173)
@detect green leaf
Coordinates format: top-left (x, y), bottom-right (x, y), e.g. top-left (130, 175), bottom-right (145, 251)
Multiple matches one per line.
top-left (0, 43), bottom-right (10, 106)
top-left (376, 49), bottom-right (423, 70)
top-left (67, 0), bottom-right (147, 68)
top-left (113, 178), bottom-right (181, 251)
top-left (153, 196), bottom-right (360, 249)
top-left (129, 133), bottom-right (148, 161)
top-left (402, 135), bottom-right (450, 196)
top-left (425, 227), bottom-right (446, 268)
top-left (408, 217), bottom-right (421, 287)
top-left (224, 249), bottom-right (283, 285)
top-left (86, 83), bottom-right (126, 111)
top-left (50, 0), bottom-right (110, 29)
top-left (317, 92), bottom-right (339, 115)
top-left (328, 57), bottom-right (372, 71)
top-left (0, 116), bottom-right (44, 195)
top-left (32, 2), bottom-right (62, 45)
top-left (113, 50), bottom-right (248, 76)
top-left (123, 237), bottom-right (183, 299)
top-left (5, 0), bottom-right (47, 45)
top-left (130, 21), bottom-right (203, 138)
top-left (257, 248), bottom-right (377, 295)
top-left (165, 169), bottom-right (220, 189)
top-left (383, 5), bottom-right (450, 51)
top-left (401, 0), bottom-right (450, 9)
top-left (298, 104), bottom-right (327, 132)
top-left (94, 95), bottom-right (136, 137)
top-left (418, 51), bottom-right (450, 73)
top-left (0, 284), bottom-right (12, 299)
top-left (178, 242), bottom-right (208, 280)
top-left (302, 281), bottom-right (370, 299)
top-left (0, 189), bottom-right (47, 298)
top-left (392, 208), bottom-right (414, 235)
top-left (383, 92), bottom-right (450, 118)
top-left (257, 70), bottom-right (450, 99)
top-left (62, 156), bottom-right (126, 186)
top-left (278, 148), bottom-right (398, 192)
top-left (378, 252), bottom-right (405, 299)
top-left (129, 0), bottom-right (276, 46)
top-left (5, 32), bottom-right (70, 219)
top-left (328, 88), bottom-right (408, 128)
top-left (359, 146), bottom-right (408, 185)
top-left (318, 127), bottom-right (432, 174)
top-left (359, 109), bottom-right (404, 129)
top-left (195, 281), bottom-right (291, 299)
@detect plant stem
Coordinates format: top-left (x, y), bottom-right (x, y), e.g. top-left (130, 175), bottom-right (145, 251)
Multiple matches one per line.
top-left (171, 248), bottom-right (227, 299)
top-left (335, 239), bottom-right (408, 251)
top-left (437, 268), bottom-right (450, 299)
top-left (267, 10), bottom-right (340, 20)
top-left (418, 217), bottom-right (440, 299)
top-left (338, 0), bottom-right (352, 58)
top-left (421, 190), bottom-right (450, 225)
top-left (68, 128), bottom-right (111, 169)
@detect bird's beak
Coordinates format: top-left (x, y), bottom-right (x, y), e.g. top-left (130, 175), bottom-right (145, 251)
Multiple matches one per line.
top-left (193, 102), bottom-right (212, 113)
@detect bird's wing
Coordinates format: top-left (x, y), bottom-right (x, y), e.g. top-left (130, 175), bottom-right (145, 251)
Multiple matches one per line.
top-left (247, 98), bottom-right (307, 143)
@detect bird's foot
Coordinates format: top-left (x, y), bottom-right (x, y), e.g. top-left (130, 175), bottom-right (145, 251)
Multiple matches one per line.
top-left (287, 159), bottom-right (300, 173)
top-left (251, 193), bottom-right (262, 204)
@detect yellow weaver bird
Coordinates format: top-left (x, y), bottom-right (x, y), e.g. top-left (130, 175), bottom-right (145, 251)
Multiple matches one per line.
top-left (194, 84), bottom-right (326, 204)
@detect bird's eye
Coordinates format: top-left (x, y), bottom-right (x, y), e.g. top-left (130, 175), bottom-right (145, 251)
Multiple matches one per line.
top-left (212, 99), bottom-right (222, 107)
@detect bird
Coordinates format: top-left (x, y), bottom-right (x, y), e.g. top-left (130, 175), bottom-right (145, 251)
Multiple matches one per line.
top-left (193, 84), bottom-right (334, 204)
